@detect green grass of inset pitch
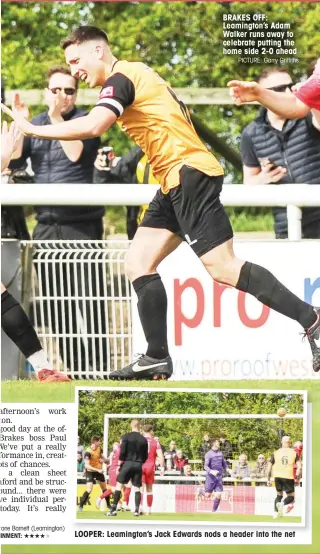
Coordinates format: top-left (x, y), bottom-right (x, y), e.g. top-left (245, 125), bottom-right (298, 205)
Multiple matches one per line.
top-left (1, 379), bottom-right (317, 403)
top-left (77, 510), bottom-right (301, 523)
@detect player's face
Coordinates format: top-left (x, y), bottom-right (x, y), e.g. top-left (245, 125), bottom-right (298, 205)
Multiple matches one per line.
top-left (92, 440), bottom-right (100, 450)
top-left (212, 441), bottom-right (220, 451)
top-left (65, 42), bottom-right (106, 88)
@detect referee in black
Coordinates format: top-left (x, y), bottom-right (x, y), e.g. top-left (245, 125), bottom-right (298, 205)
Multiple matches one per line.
top-left (107, 419), bottom-right (148, 517)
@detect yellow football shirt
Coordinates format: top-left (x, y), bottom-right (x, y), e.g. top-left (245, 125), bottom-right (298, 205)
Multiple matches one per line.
top-left (96, 60), bottom-right (223, 193)
top-left (270, 447), bottom-right (298, 479)
top-left (85, 446), bottom-right (102, 470)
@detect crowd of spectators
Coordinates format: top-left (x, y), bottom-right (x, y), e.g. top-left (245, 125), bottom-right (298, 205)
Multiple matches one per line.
top-left (76, 431), bottom-right (302, 489)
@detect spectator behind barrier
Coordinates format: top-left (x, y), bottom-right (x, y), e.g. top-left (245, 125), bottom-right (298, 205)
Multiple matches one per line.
top-left (251, 454), bottom-right (268, 486)
top-left (240, 66), bottom-right (320, 239)
top-left (77, 437), bottom-right (85, 459)
top-left (198, 432), bottom-right (211, 469)
top-left (219, 433), bottom-right (233, 469)
top-left (164, 440), bottom-right (177, 470)
top-left (77, 454), bottom-right (85, 473)
top-left (173, 450), bottom-right (189, 473)
top-left (183, 464), bottom-right (193, 477)
top-left (11, 67), bottom-right (105, 377)
top-left (233, 454), bottom-right (251, 485)
top-left (93, 145), bottom-right (159, 239)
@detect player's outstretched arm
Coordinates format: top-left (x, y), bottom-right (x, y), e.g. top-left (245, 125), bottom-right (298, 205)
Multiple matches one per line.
top-left (1, 121), bottom-right (22, 172)
top-left (1, 103), bottom-right (117, 140)
top-left (227, 80), bottom-right (261, 104)
top-left (227, 80), bottom-right (310, 119)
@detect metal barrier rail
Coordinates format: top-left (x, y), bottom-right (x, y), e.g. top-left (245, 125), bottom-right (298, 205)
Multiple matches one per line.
top-left (20, 240), bottom-right (131, 379)
top-left (2, 183), bottom-right (320, 240)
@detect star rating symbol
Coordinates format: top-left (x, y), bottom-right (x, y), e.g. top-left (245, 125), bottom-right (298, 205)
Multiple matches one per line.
top-left (41, 534), bottom-right (45, 538)
top-left (24, 534), bottom-right (29, 538)
top-left (30, 534), bottom-right (34, 539)
top-left (35, 534), bottom-right (39, 538)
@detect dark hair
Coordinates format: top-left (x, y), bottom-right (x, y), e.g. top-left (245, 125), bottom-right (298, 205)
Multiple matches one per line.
top-left (257, 66), bottom-right (290, 82)
top-left (219, 433), bottom-right (226, 439)
top-left (307, 59), bottom-right (317, 78)
top-left (144, 424), bottom-right (153, 433)
top-left (46, 66), bottom-right (78, 89)
top-left (91, 436), bottom-right (100, 443)
top-left (61, 26), bottom-right (109, 50)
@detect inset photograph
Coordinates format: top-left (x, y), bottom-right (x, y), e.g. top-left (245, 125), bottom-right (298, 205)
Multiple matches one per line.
top-left (76, 388), bottom-right (306, 526)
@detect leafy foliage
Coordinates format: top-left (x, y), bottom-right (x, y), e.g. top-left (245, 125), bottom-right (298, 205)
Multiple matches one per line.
top-left (2, 2), bottom-right (319, 231)
top-left (2, 2), bottom-right (319, 162)
top-left (78, 390), bottom-right (304, 460)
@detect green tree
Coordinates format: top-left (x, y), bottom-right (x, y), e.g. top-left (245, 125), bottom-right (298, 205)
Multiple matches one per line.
top-left (78, 390), bottom-right (304, 460)
top-left (2, 2), bottom-right (319, 230)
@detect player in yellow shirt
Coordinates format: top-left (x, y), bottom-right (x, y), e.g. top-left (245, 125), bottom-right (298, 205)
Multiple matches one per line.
top-left (6, 25), bottom-right (320, 379)
top-left (78, 436), bottom-right (109, 512)
top-left (267, 436), bottom-right (302, 518)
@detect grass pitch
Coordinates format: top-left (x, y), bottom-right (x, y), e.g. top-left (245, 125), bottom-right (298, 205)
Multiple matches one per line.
top-left (77, 510), bottom-right (301, 524)
top-left (1, 378), bottom-right (317, 403)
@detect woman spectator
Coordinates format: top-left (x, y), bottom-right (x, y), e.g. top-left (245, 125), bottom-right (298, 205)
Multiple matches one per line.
top-left (173, 450), bottom-right (188, 473)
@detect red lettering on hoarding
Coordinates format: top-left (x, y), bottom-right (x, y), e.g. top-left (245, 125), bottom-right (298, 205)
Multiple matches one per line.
top-left (175, 278), bottom-right (271, 345)
top-left (213, 281), bottom-right (229, 327)
top-left (174, 278), bottom-right (204, 346)
top-left (238, 291), bottom-right (270, 328)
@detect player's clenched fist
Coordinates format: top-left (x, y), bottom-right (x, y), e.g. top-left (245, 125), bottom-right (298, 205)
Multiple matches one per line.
top-left (227, 80), bottom-right (261, 105)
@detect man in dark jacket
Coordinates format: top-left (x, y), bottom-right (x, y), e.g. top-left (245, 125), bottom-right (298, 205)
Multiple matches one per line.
top-left (219, 433), bottom-right (233, 471)
top-left (198, 432), bottom-right (211, 469)
top-left (13, 66), bottom-right (104, 377)
top-left (240, 67), bottom-right (320, 239)
top-left (94, 145), bottom-right (159, 239)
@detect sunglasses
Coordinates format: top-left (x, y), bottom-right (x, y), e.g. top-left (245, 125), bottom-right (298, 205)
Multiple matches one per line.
top-left (49, 87), bottom-right (76, 96)
top-left (267, 83), bottom-right (294, 93)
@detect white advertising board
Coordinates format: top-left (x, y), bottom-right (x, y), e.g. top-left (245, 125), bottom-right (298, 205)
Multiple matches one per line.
top-left (132, 241), bottom-right (320, 380)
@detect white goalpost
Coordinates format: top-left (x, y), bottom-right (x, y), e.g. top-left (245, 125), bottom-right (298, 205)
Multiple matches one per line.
top-left (102, 412), bottom-right (305, 519)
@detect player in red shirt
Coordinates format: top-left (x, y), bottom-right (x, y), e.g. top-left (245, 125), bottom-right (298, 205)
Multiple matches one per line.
top-left (108, 442), bottom-right (121, 487)
top-left (141, 424), bottom-right (165, 515)
top-left (228, 59), bottom-right (320, 127)
top-left (293, 441), bottom-right (303, 483)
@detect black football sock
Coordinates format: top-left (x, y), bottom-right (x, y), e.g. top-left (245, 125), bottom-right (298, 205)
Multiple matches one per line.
top-left (1, 290), bottom-right (43, 357)
top-left (135, 491), bottom-right (141, 512)
top-left (79, 491), bottom-right (90, 508)
top-left (111, 489), bottom-right (121, 511)
top-left (236, 262), bottom-right (317, 329)
top-left (274, 495), bottom-right (283, 511)
top-left (284, 496), bottom-right (294, 505)
top-left (132, 274), bottom-right (169, 359)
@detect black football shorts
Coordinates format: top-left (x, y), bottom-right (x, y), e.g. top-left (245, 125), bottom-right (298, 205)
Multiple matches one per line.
top-left (275, 477), bottom-right (295, 494)
top-left (140, 165), bottom-right (233, 257)
top-left (117, 461), bottom-right (143, 488)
